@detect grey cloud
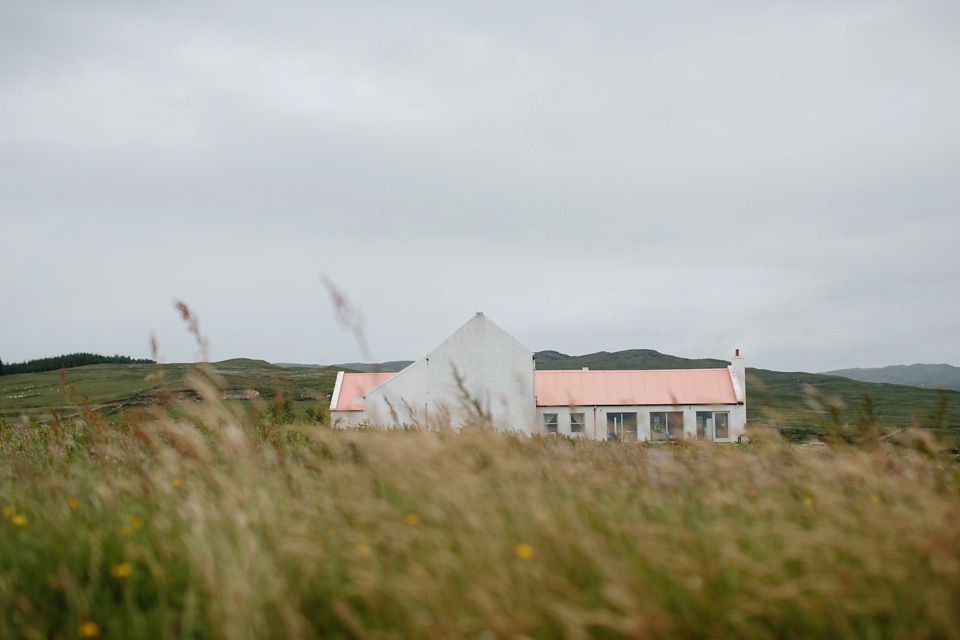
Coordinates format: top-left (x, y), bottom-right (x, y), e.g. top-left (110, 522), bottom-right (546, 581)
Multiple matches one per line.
top-left (1, 1), bottom-right (958, 371)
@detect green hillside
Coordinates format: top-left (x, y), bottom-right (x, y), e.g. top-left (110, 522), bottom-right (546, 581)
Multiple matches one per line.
top-left (746, 369), bottom-right (960, 442)
top-left (0, 360), bottom-right (354, 420)
top-left (330, 361), bottom-right (415, 373)
top-left (534, 349), bottom-right (727, 370)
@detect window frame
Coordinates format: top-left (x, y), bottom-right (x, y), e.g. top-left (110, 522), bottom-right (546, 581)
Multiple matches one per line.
top-left (543, 413), bottom-right (559, 434)
top-left (570, 412), bottom-right (585, 434)
top-left (714, 411), bottom-right (730, 440)
top-left (695, 410), bottom-right (731, 441)
top-left (608, 412), bottom-right (638, 442)
top-left (650, 412), bottom-right (667, 442)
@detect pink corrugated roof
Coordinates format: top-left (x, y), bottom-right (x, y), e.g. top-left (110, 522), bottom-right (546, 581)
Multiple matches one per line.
top-left (333, 368), bottom-right (737, 411)
top-left (333, 372), bottom-right (396, 411)
top-left (534, 369), bottom-right (737, 407)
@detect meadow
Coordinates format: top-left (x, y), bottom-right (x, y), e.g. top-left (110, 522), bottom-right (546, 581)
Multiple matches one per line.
top-left (0, 360), bottom-right (342, 421)
top-left (3, 365), bottom-right (960, 639)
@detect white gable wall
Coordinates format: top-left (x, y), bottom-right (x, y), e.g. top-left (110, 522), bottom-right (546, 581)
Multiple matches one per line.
top-left (362, 313), bottom-right (536, 433)
top-left (363, 357), bottom-right (430, 426)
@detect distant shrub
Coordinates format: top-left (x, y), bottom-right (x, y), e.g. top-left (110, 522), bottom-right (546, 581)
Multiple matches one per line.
top-left (1, 353), bottom-right (154, 376)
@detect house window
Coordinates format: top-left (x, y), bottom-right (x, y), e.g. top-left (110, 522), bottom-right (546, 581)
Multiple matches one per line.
top-left (650, 412), bottom-right (667, 442)
top-left (715, 412), bottom-right (729, 439)
top-left (652, 411), bottom-right (684, 441)
top-left (696, 411), bottom-right (713, 441)
top-left (607, 413), bottom-right (638, 442)
top-left (696, 411), bottom-right (730, 441)
top-left (543, 413), bottom-right (558, 434)
top-left (668, 412), bottom-right (684, 438)
top-left (570, 413), bottom-right (584, 434)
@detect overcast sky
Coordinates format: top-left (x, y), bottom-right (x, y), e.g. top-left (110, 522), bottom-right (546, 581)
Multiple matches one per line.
top-left (2, 1), bottom-right (959, 372)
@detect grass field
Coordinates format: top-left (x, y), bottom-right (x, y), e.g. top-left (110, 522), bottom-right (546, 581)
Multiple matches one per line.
top-left (745, 368), bottom-right (960, 442)
top-left (0, 360), bottom-right (344, 421)
top-left (2, 367), bottom-right (960, 639)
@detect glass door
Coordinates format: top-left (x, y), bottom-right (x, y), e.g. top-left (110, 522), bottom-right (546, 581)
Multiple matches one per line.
top-left (696, 412), bottom-right (713, 441)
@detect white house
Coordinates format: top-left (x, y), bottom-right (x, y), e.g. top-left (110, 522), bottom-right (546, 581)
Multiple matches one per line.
top-left (330, 313), bottom-right (747, 441)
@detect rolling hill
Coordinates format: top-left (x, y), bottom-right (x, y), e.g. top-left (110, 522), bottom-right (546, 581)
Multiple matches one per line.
top-left (534, 349), bottom-right (728, 370)
top-left (824, 363), bottom-right (960, 392)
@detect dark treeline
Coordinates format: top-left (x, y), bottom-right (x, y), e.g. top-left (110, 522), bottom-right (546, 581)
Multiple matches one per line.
top-left (0, 353), bottom-right (154, 376)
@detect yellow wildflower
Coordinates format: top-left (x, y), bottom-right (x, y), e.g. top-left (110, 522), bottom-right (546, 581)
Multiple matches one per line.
top-left (803, 497), bottom-right (814, 506)
top-left (128, 515), bottom-right (144, 529)
top-left (79, 621), bottom-right (100, 637)
top-left (172, 479), bottom-right (181, 487)
top-left (514, 543), bottom-right (534, 560)
top-left (870, 493), bottom-right (880, 502)
top-left (404, 513), bottom-right (420, 526)
top-left (355, 543), bottom-right (371, 558)
top-left (68, 499), bottom-right (80, 509)
top-left (12, 514), bottom-right (26, 526)
top-left (110, 563), bottom-right (133, 578)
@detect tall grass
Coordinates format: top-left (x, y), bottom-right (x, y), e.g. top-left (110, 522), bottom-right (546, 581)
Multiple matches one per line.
top-left (3, 369), bottom-right (960, 639)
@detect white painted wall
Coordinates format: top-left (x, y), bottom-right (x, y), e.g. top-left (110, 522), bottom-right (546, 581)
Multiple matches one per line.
top-left (363, 357), bottom-right (430, 426)
top-left (362, 313), bottom-right (537, 433)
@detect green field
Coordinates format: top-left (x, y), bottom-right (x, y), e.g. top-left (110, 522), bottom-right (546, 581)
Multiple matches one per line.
top-left (0, 359), bottom-right (346, 421)
top-left (745, 368), bottom-right (960, 442)
top-left (2, 376), bottom-right (960, 639)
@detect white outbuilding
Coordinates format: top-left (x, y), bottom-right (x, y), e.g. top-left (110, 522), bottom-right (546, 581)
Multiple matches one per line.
top-left (330, 313), bottom-right (747, 441)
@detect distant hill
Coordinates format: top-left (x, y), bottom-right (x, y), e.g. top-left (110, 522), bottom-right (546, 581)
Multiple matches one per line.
top-left (278, 361), bottom-right (411, 373)
top-left (215, 358), bottom-right (283, 370)
top-left (328, 361), bottom-right (415, 373)
top-left (314, 350), bottom-right (727, 374)
top-left (823, 364), bottom-right (960, 392)
top-left (534, 349), bottom-right (728, 370)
